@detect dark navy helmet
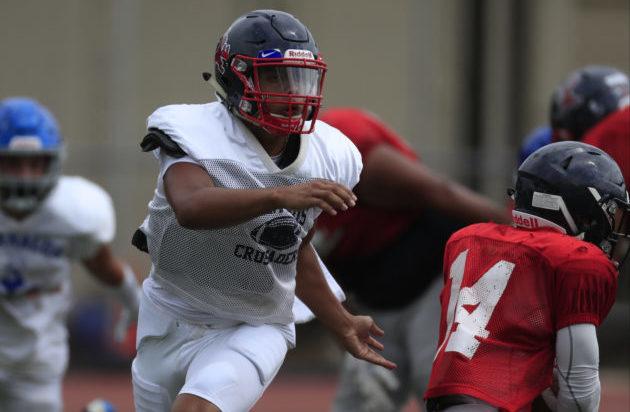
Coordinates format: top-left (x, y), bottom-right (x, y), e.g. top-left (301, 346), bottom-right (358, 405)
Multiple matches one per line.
top-left (550, 65), bottom-right (629, 141)
top-left (0, 97), bottom-right (64, 215)
top-left (513, 141), bottom-right (629, 259)
top-left (207, 10), bottom-right (327, 136)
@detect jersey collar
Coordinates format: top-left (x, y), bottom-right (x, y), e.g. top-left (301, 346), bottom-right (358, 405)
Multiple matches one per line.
top-left (232, 114), bottom-right (309, 174)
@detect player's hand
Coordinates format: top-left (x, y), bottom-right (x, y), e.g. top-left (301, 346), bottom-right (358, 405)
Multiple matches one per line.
top-left (272, 180), bottom-right (357, 215)
top-left (335, 315), bottom-right (397, 370)
top-left (113, 308), bottom-right (133, 343)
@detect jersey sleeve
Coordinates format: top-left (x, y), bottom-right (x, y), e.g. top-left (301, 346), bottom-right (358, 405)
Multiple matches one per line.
top-left (320, 108), bottom-right (417, 161)
top-left (147, 104), bottom-right (212, 161)
top-left (65, 178), bottom-right (117, 259)
top-left (313, 120), bottom-right (363, 190)
top-left (553, 251), bottom-right (618, 329)
top-left (342, 139), bottom-right (363, 190)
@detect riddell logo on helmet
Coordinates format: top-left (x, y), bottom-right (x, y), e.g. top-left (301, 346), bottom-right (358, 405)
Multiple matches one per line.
top-left (284, 49), bottom-right (314, 59)
top-left (512, 212), bottom-right (540, 228)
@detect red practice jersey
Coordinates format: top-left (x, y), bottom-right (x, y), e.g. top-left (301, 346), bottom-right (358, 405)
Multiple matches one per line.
top-left (425, 222), bottom-right (618, 412)
top-left (582, 106), bottom-right (630, 185)
top-left (317, 108), bottom-right (419, 259)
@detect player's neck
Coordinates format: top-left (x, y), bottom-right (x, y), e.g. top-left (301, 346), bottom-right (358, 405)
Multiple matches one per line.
top-left (245, 123), bottom-right (290, 156)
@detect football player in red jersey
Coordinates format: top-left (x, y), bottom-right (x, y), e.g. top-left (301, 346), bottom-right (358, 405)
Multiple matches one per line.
top-left (315, 108), bottom-right (510, 412)
top-left (582, 106), bottom-right (630, 188)
top-left (425, 141), bottom-right (629, 412)
top-left (517, 65), bottom-right (628, 166)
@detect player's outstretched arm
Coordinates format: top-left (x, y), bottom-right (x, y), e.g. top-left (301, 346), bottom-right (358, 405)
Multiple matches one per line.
top-left (295, 229), bottom-right (397, 370)
top-left (358, 144), bottom-right (511, 224)
top-left (164, 162), bottom-right (356, 229)
top-left (82, 245), bottom-right (141, 342)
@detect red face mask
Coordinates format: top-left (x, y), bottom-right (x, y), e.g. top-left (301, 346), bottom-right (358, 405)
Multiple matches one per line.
top-left (230, 53), bottom-right (327, 136)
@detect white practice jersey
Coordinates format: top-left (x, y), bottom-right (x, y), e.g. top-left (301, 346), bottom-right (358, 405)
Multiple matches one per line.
top-left (140, 102), bottom-right (361, 325)
top-left (0, 176), bottom-right (115, 362)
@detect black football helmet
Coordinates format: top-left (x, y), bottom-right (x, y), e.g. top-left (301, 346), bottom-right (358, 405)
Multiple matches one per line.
top-left (206, 10), bottom-right (327, 136)
top-left (514, 141), bottom-right (630, 260)
top-left (550, 65), bottom-right (629, 141)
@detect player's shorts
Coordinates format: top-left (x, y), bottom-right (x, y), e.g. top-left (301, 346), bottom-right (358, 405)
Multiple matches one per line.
top-left (132, 290), bottom-right (291, 412)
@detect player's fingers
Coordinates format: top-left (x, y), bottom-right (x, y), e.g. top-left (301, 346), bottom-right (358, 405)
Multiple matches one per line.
top-left (313, 180), bottom-right (356, 207)
top-left (327, 183), bottom-right (356, 207)
top-left (315, 199), bottom-right (338, 216)
top-left (363, 350), bottom-right (397, 370)
top-left (366, 335), bottom-right (384, 351)
top-left (369, 321), bottom-right (385, 337)
top-left (314, 189), bottom-right (349, 212)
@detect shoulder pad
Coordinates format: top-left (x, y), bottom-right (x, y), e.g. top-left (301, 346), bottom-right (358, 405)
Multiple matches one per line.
top-left (140, 127), bottom-right (186, 158)
top-left (131, 228), bottom-right (149, 253)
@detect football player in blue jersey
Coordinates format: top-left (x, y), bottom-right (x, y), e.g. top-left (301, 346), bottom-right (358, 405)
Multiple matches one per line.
top-left (0, 97), bottom-right (140, 412)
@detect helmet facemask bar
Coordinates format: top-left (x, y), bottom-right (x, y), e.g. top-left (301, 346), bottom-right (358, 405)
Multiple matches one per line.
top-left (597, 192), bottom-right (630, 270)
top-left (230, 55), bottom-right (327, 135)
top-left (0, 150), bottom-right (62, 214)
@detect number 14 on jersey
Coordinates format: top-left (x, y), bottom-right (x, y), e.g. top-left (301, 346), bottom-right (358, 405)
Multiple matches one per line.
top-left (435, 250), bottom-right (515, 360)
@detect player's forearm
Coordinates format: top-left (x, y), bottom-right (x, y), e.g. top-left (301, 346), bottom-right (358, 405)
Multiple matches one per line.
top-left (83, 245), bottom-right (124, 287)
top-left (172, 186), bottom-right (281, 229)
top-left (555, 324), bottom-right (601, 412)
top-left (442, 183), bottom-right (511, 224)
top-left (83, 245), bottom-right (140, 312)
top-left (359, 145), bottom-right (509, 224)
top-left (295, 242), bottom-right (353, 333)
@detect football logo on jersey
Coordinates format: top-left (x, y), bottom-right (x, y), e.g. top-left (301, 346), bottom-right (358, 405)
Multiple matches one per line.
top-left (1, 263), bottom-right (24, 295)
top-left (250, 216), bottom-right (300, 250)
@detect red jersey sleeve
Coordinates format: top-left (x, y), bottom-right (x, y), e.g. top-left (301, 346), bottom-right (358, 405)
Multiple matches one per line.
top-left (319, 108), bottom-right (417, 160)
top-left (553, 248), bottom-right (618, 330)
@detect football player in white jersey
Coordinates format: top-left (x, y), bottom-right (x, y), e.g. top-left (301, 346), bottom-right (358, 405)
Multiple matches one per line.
top-left (131, 9), bottom-right (396, 412)
top-left (0, 97), bottom-right (141, 412)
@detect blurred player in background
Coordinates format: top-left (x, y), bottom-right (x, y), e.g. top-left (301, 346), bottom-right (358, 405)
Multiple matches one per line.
top-left (582, 105), bottom-right (630, 190)
top-left (426, 141), bottom-right (629, 411)
top-left (518, 65), bottom-right (629, 165)
top-left (315, 108), bottom-right (510, 412)
top-left (130, 10), bottom-right (395, 412)
top-left (0, 97), bottom-right (140, 412)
